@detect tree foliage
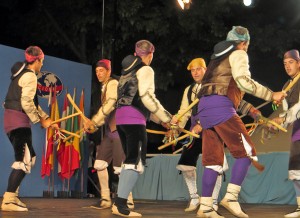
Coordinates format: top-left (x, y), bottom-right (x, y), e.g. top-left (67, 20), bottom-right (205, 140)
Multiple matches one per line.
top-left (1, 0), bottom-right (300, 89)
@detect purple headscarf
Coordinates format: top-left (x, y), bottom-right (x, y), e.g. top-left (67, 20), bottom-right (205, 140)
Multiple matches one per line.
top-left (135, 40), bottom-right (155, 57)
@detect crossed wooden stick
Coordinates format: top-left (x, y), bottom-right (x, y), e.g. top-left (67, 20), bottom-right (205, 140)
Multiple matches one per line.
top-left (50, 93), bottom-right (88, 140)
top-left (156, 99), bottom-right (200, 151)
top-left (51, 92), bottom-right (286, 152)
top-left (157, 96), bottom-right (288, 152)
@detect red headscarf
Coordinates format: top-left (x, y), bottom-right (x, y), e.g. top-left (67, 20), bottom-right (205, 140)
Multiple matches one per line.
top-left (25, 46), bottom-right (44, 63)
top-left (96, 59), bottom-right (111, 70)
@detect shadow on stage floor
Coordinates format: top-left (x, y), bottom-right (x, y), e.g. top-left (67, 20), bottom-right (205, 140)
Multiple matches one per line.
top-left (0, 198), bottom-right (295, 218)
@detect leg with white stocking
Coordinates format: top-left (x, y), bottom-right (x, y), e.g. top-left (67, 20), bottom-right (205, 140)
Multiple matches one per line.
top-left (182, 170), bottom-right (200, 212)
top-left (96, 169), bottom-right (112, 209)
top-left (212, 174), bottom-right (223, 211)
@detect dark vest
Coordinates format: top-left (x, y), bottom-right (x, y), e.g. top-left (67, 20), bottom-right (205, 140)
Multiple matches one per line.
top-left (102, 78), bottom-right (117, 132)
top-left (4, 69), bottom-right (39, 112)
top-left (198, 56), bottom-right (243, 109)
top-left (284, 78), bottom-right (300, 108)
top-left (187, 83), bottom-right (198, 115)
top-left (116, 63), bottom-right (150, 119)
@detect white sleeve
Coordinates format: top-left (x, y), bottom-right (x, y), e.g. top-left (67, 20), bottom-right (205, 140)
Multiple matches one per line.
top-left (230, 50), bottom-right (273, 101)
top-left (280, 95), bottom-right (300, 127)
top-left (177, 86), bottom-right (191, 128)
top-left (92, 80), bottom-right (118, 127)
top-left (19, 72), bottom-right (46, 123)
top-left (136, 66), bottom-right (172, 123)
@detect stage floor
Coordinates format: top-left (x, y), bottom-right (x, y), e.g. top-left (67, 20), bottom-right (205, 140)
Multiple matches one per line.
top-left (0, 198), bottom-right (295, 218)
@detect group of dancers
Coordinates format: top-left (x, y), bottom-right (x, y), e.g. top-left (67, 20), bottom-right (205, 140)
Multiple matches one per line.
top-left (2, 25), bottom-right (300, 218)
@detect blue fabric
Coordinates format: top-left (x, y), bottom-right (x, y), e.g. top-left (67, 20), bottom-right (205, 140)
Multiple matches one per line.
top-left (133, 152), bottom-right (296, 204)
top-left (118, 169), bottom-right (139, 199)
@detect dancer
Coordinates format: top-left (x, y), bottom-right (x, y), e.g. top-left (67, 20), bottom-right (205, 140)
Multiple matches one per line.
top-left (173, 57), bottom-right (262, 213)
top-left (173, 58), bottom-right (226, 212)
top-left (195, 26), bottom-right (286, 218)
top-left (84, 59), bottom-right (134, 210)
top-left (1, 46), bottom-right (58, 211)
top-left (270, 50), bottom-right (300, 218)
top-left (112, 40), bottom-right (172, 217)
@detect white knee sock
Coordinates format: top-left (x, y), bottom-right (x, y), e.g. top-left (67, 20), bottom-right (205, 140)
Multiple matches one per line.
top-left (212, 174), bottom-right (222, 205)
top-left (97, 169), bottom-right (110, 200)
top-left (182, 170), bottom-right (199, 199)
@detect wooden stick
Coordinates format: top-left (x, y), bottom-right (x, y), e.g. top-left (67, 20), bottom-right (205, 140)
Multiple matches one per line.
top-left (258, 116), bottom-right (287, 132)
top-left (273, 72), bottom-right (300, 106)
top-left (176, 98), bottom-right (199, 121)
top-left (158, 133), bottom-right (189, 150)
top-left (67, 93), bottom-right (88, 122)
top-left (179, 128), bottom-right (200, 138)
top-left (283, 72), bottom-right (300, 93)
top-left (50, 112), bottom-right (82, 125)
top-left (173, 147), bottom-right (183, 154)
top-left (59, 128), bottom-right (80, 138)
top-left (146, 129), bottom-right (167, 135)
top-left (63, 128), bottom-right (85, 142)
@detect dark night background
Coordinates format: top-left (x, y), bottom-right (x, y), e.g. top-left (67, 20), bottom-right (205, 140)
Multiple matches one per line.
top-left (0, 0), bottom-right (300, 153)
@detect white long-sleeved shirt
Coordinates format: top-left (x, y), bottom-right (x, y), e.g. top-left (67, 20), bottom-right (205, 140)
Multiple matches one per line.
top-left (136, 66), bottom-right (172, 123)
top-left (230, 50), bottom-right (273, 101)
top-left (177, 83), bottom-right (201, 128)
top-left (19, 72), bottom-right (48, 123)
top-left (92, 79), bottom-right (118, 127)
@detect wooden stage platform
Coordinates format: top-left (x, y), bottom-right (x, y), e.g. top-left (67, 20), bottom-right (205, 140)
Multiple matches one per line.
top-left (0, 198), bottom-right (295, 218)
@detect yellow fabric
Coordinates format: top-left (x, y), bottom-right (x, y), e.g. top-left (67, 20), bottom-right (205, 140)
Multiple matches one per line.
top-left (187, 58), bottom-right (206, 70)
top-left (47, 92), bottom-right (60, 168)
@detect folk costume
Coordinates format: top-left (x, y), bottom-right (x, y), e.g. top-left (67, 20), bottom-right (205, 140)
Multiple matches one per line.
top-left (176, 58), bottom-right (227, 212)
top-left (2, 47), bottom-right (49, 212)
top-left (280, 50), bottom-right (300, 218)
top-left (90, 59), bottom-right (132, 210)
top-left (196, 26), bottom-right (272, 218)
top-left (113, 54), bottom-right (172, 217)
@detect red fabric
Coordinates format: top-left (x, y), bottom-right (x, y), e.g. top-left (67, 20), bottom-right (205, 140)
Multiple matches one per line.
top-left (57, 93), bottom-right (68, 179)
top-left (41, 88), bottom-right (58, 178)
top-left (25, 46), bottom-right (44, 62)
top-left (59, 142), bottom-right (80, 179)
top-left (58, 92), bottom-right (80, 179)
top-left (96, 59), bottom-right (111, 70)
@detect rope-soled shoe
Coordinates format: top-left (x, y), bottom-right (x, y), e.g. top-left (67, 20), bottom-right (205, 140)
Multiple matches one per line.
top-left (197, 197), bottom-right (224, 218)
top-left (220, 198), bottom-right (248, 218)
top-left (1, 192), bottom-right (28, 212)
top-left (90, 198), bottom-right (112, 210)
top-left (197, 208), bottom-right (224, 218)
top-left (284, 208), bottom-right (300, 218)
top-left (112, 204), bottom-right (142, 217)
